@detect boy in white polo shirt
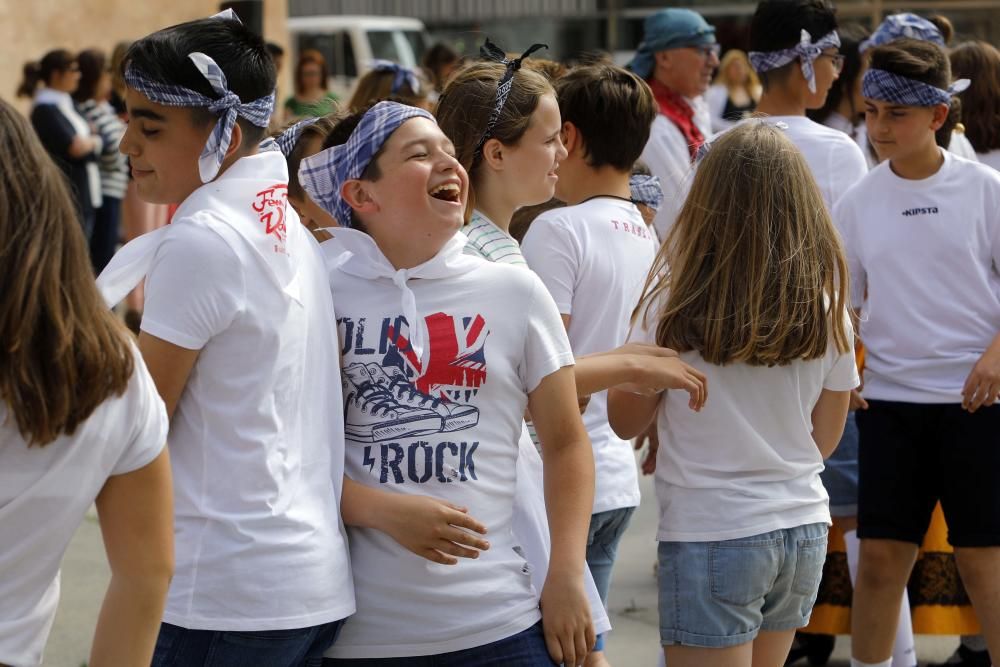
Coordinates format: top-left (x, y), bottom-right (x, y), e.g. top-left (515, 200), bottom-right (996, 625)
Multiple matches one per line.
top-left (105, 14), bottom-right (356, 665)
top-left (836, 40), bottom-right (1000, 667)
top-left (519, 62), bottom-right (660, 665)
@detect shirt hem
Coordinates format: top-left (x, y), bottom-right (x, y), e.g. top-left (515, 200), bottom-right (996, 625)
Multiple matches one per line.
top-left (326, 608), bottom-right (541, 658)
top-left (656, 509), bottom-right (831, 543)
top-left (162, 601), bottom-right (356, 632)
top-left (593, 493), bottom-right (641, 515)
top-left (139, 318), bottom-right (208, 351)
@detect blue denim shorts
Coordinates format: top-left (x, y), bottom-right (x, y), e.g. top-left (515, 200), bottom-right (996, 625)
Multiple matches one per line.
top-left (657, 523), bottom-right (828, 648)
top-left (820, 412), bottom-right (859, 517)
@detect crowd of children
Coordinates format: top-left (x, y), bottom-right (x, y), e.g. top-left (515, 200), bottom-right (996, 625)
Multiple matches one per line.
top-left (2, 2), bottom-right (1000, 667)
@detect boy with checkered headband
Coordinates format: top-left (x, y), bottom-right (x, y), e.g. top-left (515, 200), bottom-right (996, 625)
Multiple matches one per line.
top-left (834, 39), bottom-right (1000, 667)
top-left (99, 14), bottom-right (495, 665)
top-left (299, 102), bottom-right (597, 666)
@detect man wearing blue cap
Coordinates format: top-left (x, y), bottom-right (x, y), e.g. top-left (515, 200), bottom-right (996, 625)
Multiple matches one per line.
top-left (628, 8), bottom-right (719, 241)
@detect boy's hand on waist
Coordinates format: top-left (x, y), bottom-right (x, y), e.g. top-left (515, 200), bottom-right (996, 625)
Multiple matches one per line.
top-left (377, 495), bottom-right (489, 565)
top-left (540, 572), bottom-right (595, 667)
top-left (962, 335), bottom-right (1000, 413)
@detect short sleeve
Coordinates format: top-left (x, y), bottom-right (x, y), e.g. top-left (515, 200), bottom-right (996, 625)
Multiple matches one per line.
top-left (111, 346), bottom-right (169, 475)
top-left (520, 213), bottom-right (580, 314)
top-left (31, 105), bottom-right (76, 158)
top-left (519, 275), bottom-right (576, 393)
top-left (833, 193), bottom-right (866, 309)
top-left (824, 308), bottom-right (860, 391)
top-left (140, 221), bottom-right (245, 350)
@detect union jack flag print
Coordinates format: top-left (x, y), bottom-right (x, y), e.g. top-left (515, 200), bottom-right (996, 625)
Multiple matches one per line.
top-left (389, 313), bottom-right (489, 402)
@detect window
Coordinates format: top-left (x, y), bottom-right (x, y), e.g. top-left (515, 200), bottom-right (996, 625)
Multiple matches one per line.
top-left (367, 30), bottom-right (400, 62)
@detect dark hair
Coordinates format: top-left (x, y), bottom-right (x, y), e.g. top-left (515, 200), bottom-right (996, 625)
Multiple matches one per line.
top-left (347, 67), bottom-right (429, 113)
top-left (950, 41), bottom-right (1000, 152)
top-left (0, 98), bottom-right (135, 446)
top-left (555, 63), bottom-right (656, 171)
top-left (16, 49), bottom-right (76, 98)
top-left (808, 24), bottom-right (868, 124)
top-left (869, 40), bottom-right (955, 148)
top-left (750, 0), bottom-right (838, 90)
top-left (123, 16), bottom-right (276, 146)
top-left (73, 49), bottom-right (107, 103)
top-left (422, 42), bottom-right (460, 90)
top-left (266, 41), bottom-right (284, 58)
top-left (319, 105), bottom-right (383, 230)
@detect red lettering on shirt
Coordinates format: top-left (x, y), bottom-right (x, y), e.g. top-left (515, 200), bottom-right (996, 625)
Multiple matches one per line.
top-left (252, 184), bottom-right (289, 252)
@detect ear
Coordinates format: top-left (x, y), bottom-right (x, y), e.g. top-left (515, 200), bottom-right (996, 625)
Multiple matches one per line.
top-left (480, 137), bottom-right (504, 171)
top-left (929, 103), bottom-right (950, 132)
top-left (654, 50), bottom-right (672, 71)
top-left (225, 121), bottom-right (244, 158)
top-left (561, 121), bottom-right (581, 157)
top-left (341, 179), bottom-right (379, 216)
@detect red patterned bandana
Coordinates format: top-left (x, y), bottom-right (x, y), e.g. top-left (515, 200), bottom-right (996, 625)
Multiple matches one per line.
top-left (649, 78), bottom-right (704, 162)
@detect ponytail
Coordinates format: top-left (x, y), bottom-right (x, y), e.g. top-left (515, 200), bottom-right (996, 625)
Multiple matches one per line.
top-left (16, 62), bottom-right (41, 98)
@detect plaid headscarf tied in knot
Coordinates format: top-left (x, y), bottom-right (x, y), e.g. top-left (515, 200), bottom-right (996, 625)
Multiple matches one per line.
top-left (370, 60), bottom-right (422, 95)
top-left (122, 10), bottom-right (275, 183)
top-left (862, 69), bottom-right (971, 107)
top-left (473, 38), bottom-right (548, 158)
top-left (860, 13), bottom-right (945, 53)
top-left (297, 101), bottom-right (435, 227)
top-left (749, 29), bottom-right (841, 94)
top-left (260, 117), bottom-right (320, 157)
top-left (629, 174), bottom-right (664, 211)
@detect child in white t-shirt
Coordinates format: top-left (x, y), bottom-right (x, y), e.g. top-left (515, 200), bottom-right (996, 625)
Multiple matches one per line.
top-left (519, 62), bottom-right (708, 666)
top-left (609, 121), bottom-right (858, 667)
top-left (0, 98), bottom-right (171, 667)
top-left (298, 101), bottom-right (596, 666)
top-left (101, 14), bottom-right (358, 665)
top-left (836, 40), bottom-right (1000, 667)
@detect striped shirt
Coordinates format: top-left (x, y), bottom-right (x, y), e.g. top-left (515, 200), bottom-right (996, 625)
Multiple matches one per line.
top-left (78, 100), bottom-right (129, 200)
top-left (461, 211), bottom-right (526, 265)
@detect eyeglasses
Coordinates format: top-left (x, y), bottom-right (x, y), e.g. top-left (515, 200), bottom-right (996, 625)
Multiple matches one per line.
top-left (819, 53), bottom-right (846, 74)
top-left (690, 43), bottom-right (721, 60)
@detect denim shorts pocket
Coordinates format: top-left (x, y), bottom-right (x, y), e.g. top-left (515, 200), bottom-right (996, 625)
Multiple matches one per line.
top-left (709, 537), bottom-right (782, 606)
top-left (790, 534), bottom-right (828, 597)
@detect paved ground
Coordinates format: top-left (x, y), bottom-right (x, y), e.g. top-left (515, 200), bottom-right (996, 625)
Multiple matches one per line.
top-left (47, 476), bottom-right (961, 666)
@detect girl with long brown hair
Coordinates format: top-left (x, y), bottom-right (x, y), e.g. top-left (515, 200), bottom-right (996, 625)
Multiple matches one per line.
top-left (0, 98), bottom-right (173, 666)
top-left (609, 121), bottom-right (856, 667)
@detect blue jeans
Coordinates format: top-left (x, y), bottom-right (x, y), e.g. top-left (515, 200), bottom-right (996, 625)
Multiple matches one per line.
top-left (152, 620), bottom-right (344, 667)
top-left (658, 523), bottom-right (829, 648)
top-left (586, 506), bottom-right (635, 651)
top-left (324, 622), bottom-right (556, 666)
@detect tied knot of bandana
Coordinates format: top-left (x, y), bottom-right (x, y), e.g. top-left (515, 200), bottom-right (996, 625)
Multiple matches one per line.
top-left (862, 69), bottom-right (971, 107)
top-left (297, 101), bottom-right (435, 227)
top-left (749, 29), bottom-right (840, 94)
top-left (629, 174), bottom-right (664, 211)
top-left (473, 39), bottom-right (548, 158)
top-left (124, 51), bottom-right (275, 183)
top-left (370, 60), bottom-right (422, 96)
top-left (260, 117), bottom-right (320, 157)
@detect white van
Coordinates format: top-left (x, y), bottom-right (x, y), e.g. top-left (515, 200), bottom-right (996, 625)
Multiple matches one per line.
top-left (286, 15), bottom-right (430, 99)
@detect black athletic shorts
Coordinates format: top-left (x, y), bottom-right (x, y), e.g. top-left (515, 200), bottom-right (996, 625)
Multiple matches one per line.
top-left (856, 400), bottom-right (1000, 548)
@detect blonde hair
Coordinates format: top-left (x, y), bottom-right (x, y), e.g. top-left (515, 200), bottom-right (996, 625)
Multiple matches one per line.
top-left (713, 49), bottom-right (762, 99)
top-left (347, 67), bottom-right (429, 112)
top-left (634, 122), bottom-right (850, 366)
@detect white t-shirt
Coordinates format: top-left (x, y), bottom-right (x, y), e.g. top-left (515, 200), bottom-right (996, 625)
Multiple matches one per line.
top-left (631, 309), bottom-right (858, 542)
top-left (760, 116), bottom-right (869, 211)
top-left (835, 149), bottom-right (1000, 403)
top-left (141, 153), bottom-right (354, 631)
top-left (521, 198), bottom-right (657, 514)
top-left (949, 131), bottom-right (980, 162)
top-left (324, 230), bottom-right (575, 658)
top-left (640, 96), bottom-right (712, 240)
top-left (0, 347), bottom-right (167, 667)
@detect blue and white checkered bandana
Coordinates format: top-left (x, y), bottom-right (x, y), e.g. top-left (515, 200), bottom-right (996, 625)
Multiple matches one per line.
top-left (298, 101), bottom-right (434, 227)
top-left (749, 29), bottom-right (841, 94)
top-left (629, 174), bottom-right (664, 211)
top-left (860, 14), bottom-right (945, 53)
top-left (260, 117), bottom-right (320, 157)
top-left (862, 69), bottom-right (971, 107)
top-left (370, 60), bottom-right (422, 95)
top-left (124, 12), bottom-right (275, 184)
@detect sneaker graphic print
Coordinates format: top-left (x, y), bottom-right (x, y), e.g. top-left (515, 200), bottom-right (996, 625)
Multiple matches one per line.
top-left (339, 312), bottom-right (488, 443)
